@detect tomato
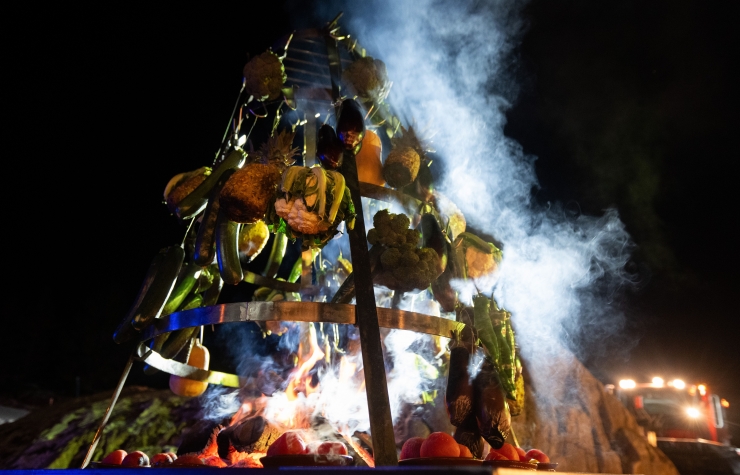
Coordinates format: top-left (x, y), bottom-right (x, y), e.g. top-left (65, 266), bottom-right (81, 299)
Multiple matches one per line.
top-left (525, 449), bottom-right (550, 463)
top-left (458, 444), bottom-right (473, 458)
top-left (419, 432), bottom-right (460, 458)
top-left (485, 450), bottom-right (508, 461)
top-left (101, 449), bottom-right (127, 465)
top-left (266, 431), bottom-right (308, 456)
top-left (151, 453), bottom-right (174, 466)
top-left (488, 442), bottom-right (519, 461)
top-left (399, 437), bottom-right (425, 460)
top-left (316, 441), bottom-right (348, 455)
top-left (121, 451), bottom-right (150, 467)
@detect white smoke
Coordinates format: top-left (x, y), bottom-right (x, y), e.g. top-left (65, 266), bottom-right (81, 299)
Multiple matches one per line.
top-left (293, 0), bottom-right (635, 368)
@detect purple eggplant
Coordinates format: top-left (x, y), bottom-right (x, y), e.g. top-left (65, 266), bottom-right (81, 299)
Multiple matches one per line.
top-left (446, 344), bottom-right (474, 426)
top-left (453, 414), bottom-right (484, 459)
top-left (473, 357), bottom-right (510, 449)
top-left (336, 98), bottom-right (366, 153)
top-left (316, 124), bottom-right (344, 170)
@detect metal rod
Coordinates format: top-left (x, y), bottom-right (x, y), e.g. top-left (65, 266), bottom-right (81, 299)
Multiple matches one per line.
top-left (80, 351), bottom-right (135, 468)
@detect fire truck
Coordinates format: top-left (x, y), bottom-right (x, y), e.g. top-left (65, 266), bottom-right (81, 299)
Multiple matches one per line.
top-left (607, 378), bottom-right (739, 475)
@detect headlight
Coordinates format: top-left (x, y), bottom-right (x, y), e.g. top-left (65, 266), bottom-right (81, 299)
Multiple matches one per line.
top-left (686, 407), bottom-right (701, 418)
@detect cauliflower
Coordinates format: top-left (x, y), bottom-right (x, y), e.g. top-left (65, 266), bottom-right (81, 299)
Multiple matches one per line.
top-left (243, 50), bottom-right (287, 102)
top-left (367, 209), bottom-right (442, 293)
top-left (274, 197), bottom-right (330, 235)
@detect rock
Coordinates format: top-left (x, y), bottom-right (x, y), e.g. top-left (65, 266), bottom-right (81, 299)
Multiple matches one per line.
top-left (511, 348), bottom-right (679, 474)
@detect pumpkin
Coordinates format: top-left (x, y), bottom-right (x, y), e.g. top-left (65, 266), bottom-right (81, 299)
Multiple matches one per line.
top-left (356, 129), bottom-right (385, 186)
top-left (169, 339), bottom-right (210, 397)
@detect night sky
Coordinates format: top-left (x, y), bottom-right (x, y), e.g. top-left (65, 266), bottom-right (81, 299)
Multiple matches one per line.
top-left (5, 0), bottom-right (738, 441)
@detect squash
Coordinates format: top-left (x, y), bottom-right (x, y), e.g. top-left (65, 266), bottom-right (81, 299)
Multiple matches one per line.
top-left (356, 129), bottom-right (386, 186)
top-left (169, 339), bottom-right (210, 397)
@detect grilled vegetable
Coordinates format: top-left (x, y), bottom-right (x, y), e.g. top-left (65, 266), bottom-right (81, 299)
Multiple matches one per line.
top-left (175, 148), bottom-right (246, 220)
top-left (453, 414), bottom-right (484, 459)
top-left (193, 168), bottom-right (236, 266)
top-left (473, 294), bottom-right (499, 365)
top-left (336, 99), bottom-right (366, 153)
top-left (161, 262), bottom-right (202, 316)
top-left (164, 167), bottom-right (211, 215)
top-left (238, 220), bottom-right (270, 265)
top-left (262, 232), bottom-right (287, 278)
top-left (419, 213), bottom-right (448, 277)
top-left (341, 56), bottom-right (390, 103)
top-left (269, 165), bottom-right (356, 249)
top-left (215, 210), bottom-right (243, 285)
top-left (382, 125), bottom-right (431, 189)
top-left (169, 339), bottom-right (210, 397)
top-left (113, 245), bottom-right (185, 344)
top-left (472, 357), bottom-right (509, 450)
top-left (243, 50), bottom-right (286, 102)
top-left (220, 130), bottom-right (298, 224)
top-left (446, 342), bottom-right (474, 427)
top-left (317, 124), bottom-right (344, 170)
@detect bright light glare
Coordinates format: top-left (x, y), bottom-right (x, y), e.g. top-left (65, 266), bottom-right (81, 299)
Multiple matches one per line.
top-left (698, 384), bottom-right (707, 396)
top-left (686, 407), bottom-right (701, 418)
top-left (619, 379), bottom-right (636, 389)
top-left (652, 377), bottom-right (664, 387)
top-left (721, 399), bottom-right (730, 408)
top-left (673, 379), bottom-right (686, 389)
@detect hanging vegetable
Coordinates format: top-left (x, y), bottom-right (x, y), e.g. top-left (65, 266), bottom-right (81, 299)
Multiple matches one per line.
top-left (169, 338), bottom-right (210, 397)
top-left (341, 55), bottom-right (390, 103)
top-left (219, 129), bottom-right (299, 224)
top-left (267, 166), bottom-right (356, 250)
top-left (242, 50), bottom-right (287, 102)
top-left (382, 125), bottom-right (432, 189)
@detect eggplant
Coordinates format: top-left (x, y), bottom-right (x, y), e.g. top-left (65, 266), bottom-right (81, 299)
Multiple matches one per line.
top-left (446, 344), bottom-right (474, 426)
top-left (472, 357), bottom-right (510, 450)
top-left (453, 414), bottom-right (484, 459)
top-left (316, 124), bottom-right (344, 170)
top-left (336, 98), bottom-right (366, 153)
top-left (419, 213), bottom-right (448, 277)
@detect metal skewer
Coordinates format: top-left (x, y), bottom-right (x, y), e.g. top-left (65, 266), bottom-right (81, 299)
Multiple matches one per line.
top-left (80, 350), bottom-right (135, 468)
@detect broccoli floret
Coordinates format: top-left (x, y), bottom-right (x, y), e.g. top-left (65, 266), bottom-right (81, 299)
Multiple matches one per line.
top-left (418, 247), bottom-right (437, 262)
top-left (367, 228), bottom-right (379, 245)
top-left (379, 230), bottom-right (399, 247)
top-left (390, 213), bottom-right (411, 234)
top-left (380, 248), bottom-right (401, 269)
top-left (405, 228), bottom-right (420, 245)
top-left (373, 209), bottom-right (392, 229)
top-left (399, 250), bottom-right (420, 267)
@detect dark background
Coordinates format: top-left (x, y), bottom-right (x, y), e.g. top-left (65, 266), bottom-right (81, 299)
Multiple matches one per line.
top-left (4, 0), bottom-right (738, 442)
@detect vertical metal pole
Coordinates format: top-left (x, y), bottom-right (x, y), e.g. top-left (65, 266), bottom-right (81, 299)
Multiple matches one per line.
top-left (324, 24), bottom-right (396, 465)
top-left (80, 351), bottom-right (135, 468)
top-left (340, 150), bottom-right (398, 466)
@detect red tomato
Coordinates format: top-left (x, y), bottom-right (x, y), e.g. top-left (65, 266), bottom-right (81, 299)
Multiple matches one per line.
top-left (485, 450), bottom-right (508, 461)
top-left (489, 442), bottom-right (519, 461)
top-left (101, 449), bottom-right (127, 465)
top-left (525, 449), bottom-right (550, 463)
top-left (399, 437), bottom-right (425, 460)
top-left (316, 441), bottom-right (348, 455)
top-left (515, 447), bottom-right (527, 459)
top-left (151, 453), bottom-right (174, 466)
top-left (420, 432), bottom-right (460, 458)
top-left (458, 444), bottom-right (473, 458)
top-left (121, 451), bottom-right (150, 467)
top-left (266, 431), bottom-right (308, 456)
